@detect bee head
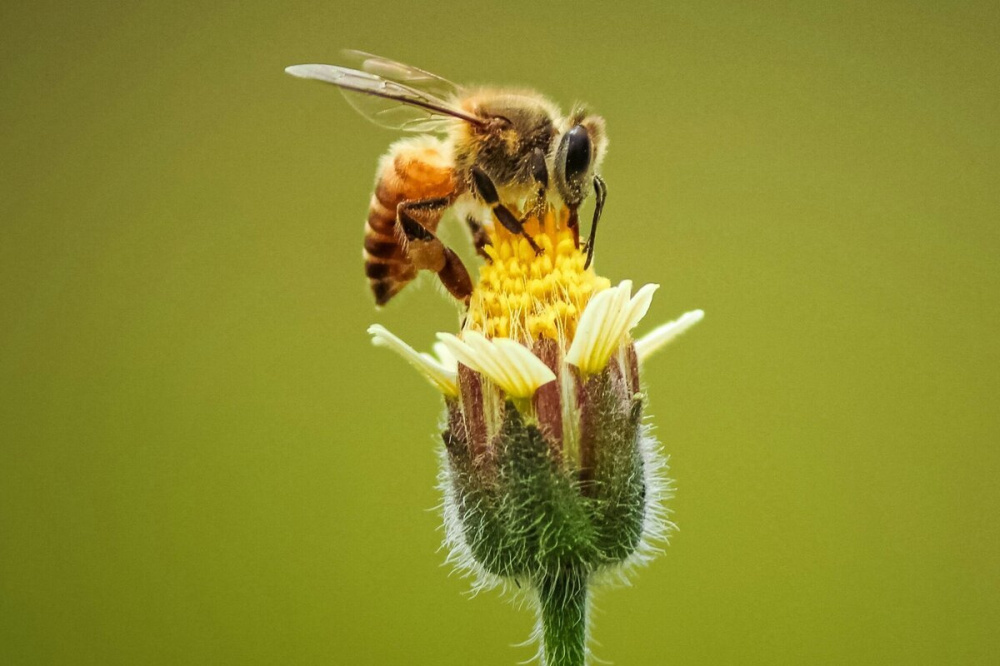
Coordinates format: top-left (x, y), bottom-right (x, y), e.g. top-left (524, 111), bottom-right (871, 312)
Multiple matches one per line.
top-left (554, 111), bottom-right (607, 208)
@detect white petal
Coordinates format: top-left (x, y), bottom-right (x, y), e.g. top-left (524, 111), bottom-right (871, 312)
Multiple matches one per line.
top-left (565, 286), bottom-right (616, 372)
top-left (438, 333), bottom-right (513, 395)
top-left (464, 332), bottom-right (518, 392)
top-left (634, 310), bottom-right (705, 363)
top-left (436, 333), bottom-right (480, 374)
top-left (492, 338), bottom-right (556, 397)
top-left (594, 280), bottom-right (632, 363)
top-left (431, 342), bottom-right (458, 372)
top-left (567, 281), bottom-right (660, 376)
top-left (624, 283), bottom-right (660, 331)
top-left (437, 332), bottom-right (554, 399)
top-left (465, 335), bottom-right (515, 394)
top-left (368, 324), bottom-right (458, 396)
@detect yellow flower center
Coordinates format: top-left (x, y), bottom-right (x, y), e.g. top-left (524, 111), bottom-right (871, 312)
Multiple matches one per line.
top-left (464, 208), bottom-right (610, 344)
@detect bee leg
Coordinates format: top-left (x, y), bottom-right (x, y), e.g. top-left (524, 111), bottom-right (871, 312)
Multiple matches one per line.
top-left (567, 205), bottom-right (581, 248)
top-left (397, 196), bottom-right (451, 272)
top-left (520, 149), bottom-right (551, 226)
top-left (529, 147), bottom-right (549, 212)
top-left (397, 197), bottom-right (473, 302)
top-left (465, 215), bottom-right (492, 261)
top-left (583, 174), bottom-right (607, 269)
top-left (471, 166), bottom-right (542, 254)
top-left (438, 247), bottom-right (474, 303)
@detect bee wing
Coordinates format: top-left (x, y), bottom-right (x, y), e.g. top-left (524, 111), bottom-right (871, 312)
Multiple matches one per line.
top-left (285, 63), bottom-right (483, 133)
top-left (340, 49), bottom-right (463, 101)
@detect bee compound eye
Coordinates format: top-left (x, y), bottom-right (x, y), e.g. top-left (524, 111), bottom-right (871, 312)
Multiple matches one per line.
top-left (562, 124), bottom-right (592, 181)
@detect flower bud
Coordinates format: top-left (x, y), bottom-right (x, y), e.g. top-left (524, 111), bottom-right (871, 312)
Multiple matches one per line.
top-left (442, 329), bottom-right (650, 580)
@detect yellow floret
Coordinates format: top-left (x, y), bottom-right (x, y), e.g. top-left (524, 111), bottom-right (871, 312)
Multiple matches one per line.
top-left (464, 208), bottom-right (610, 345)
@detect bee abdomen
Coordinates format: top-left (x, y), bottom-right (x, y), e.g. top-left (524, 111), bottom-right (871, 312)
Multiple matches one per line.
top-left (363, 184), bottom-right (413, 305)
top-left (363, 137), bottom-right (456, 306)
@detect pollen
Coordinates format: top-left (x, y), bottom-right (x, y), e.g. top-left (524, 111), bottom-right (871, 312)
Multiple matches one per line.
top-left (465, 209), bottom-right (610, 343)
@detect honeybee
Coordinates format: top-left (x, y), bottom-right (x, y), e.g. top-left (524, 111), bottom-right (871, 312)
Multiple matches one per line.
top-left (286, 51), bottom-right (608, 306)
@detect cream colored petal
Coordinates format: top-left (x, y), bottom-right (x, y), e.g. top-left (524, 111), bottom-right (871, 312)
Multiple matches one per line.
top-left (436, 332), bottom-right (554, 399)
top-left (491, 338), bottom-right (556, 397)
top-left (431, 341), bottom-right (458, 372)
top-left (568, 280), bottom-right (661, 376)
top-left (624, 283), bottom-right (660, 331)
top-left (595, 280), bottom-right (632, 362)
top-left (565, 285), bottom-right (617, 373)
top-left (368, 324), bottom-right (458, 396)
top-left (463, 332), bottom-right (518, 394)
top-left (436, 333), bottom-right (481, 373)
top-left (634, 310), bottom-right (705, 363)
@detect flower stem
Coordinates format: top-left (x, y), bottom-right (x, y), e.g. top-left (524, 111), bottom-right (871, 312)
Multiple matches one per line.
top-left (538, 567), bottom-right (589, 666)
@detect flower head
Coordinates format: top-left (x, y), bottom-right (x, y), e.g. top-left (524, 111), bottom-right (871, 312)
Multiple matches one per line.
top-left (368, 207), bottom-right (702, 665)
top-left (464, 210), bottom-right (610, 343)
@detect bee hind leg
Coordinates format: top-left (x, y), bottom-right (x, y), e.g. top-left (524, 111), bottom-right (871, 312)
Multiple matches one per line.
top-left (397, 197), bottom-right (473, 303)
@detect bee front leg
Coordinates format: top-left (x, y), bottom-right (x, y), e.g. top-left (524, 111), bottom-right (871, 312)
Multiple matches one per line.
top-left (397, 197), bottom-right (473, 303)
top-left (470, 166), bottom-right (542, 254)
top-left (583, 174), bottom-right (607, 269)
top-left (528, 147), bottom-right (549, 217)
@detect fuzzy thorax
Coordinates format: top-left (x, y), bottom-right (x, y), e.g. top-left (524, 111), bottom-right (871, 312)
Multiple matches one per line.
top-left (464, 209), bottom-right (610, 343)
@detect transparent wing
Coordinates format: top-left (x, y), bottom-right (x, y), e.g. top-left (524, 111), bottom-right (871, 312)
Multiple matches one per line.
top-left (339, 90), bottom-right (456, 133)
top-left (285, 63), bottom-right (482, 133)
top-left (340, 49), bottom-right (463, 100)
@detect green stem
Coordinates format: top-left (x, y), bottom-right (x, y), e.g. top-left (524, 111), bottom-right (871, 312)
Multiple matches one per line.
top-left (538, 568), bottom-right (589, 666)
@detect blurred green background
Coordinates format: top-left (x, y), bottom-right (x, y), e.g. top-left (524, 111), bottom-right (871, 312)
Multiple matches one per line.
top-left (2, 1), bottom-right (998, 663)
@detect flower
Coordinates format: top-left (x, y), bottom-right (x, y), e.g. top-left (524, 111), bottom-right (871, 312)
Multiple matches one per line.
top-left (368, 209), bottom-right (702, 665)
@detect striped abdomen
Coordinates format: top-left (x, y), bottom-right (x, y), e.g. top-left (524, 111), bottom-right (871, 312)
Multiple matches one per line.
top-left (364, 136), bottom-right (456, 305)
